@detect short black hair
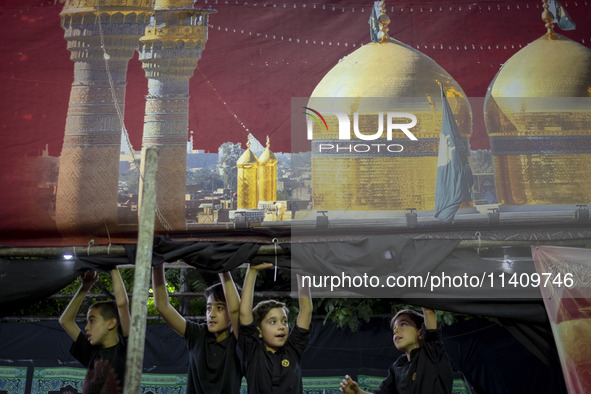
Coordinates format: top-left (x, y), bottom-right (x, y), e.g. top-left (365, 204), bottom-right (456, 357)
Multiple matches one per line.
top-left (390, 308), bottom-right (424, 330)
top-left (253, 299), bottom-right (288, 327)
top-left (204, 283), bottom-right (226, 303)
top-left (89, 301), bottom-right (119, 327)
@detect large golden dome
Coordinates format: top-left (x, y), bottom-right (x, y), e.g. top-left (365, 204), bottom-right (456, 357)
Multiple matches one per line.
top-left (308, 37), bottom-right (472, 212)
top-left (489, 34), bottom-right (591, 99)
top-left (312, 41), bottom-right (467, 104)
top-left (485, 29), bottom-right (591, 206)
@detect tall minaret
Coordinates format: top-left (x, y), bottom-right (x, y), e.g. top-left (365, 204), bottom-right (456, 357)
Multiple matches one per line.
top-left (258, 136), bottom-right (277, 202)
top-left (56, 1), bottom-right (152, 234)
top-left (237, 136), bottom-right (260, 209)
top-left (138, 0), bottom-right (216, 231)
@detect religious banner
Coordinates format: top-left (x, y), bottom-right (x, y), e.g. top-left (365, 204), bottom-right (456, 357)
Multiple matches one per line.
top-left (532, 246), bottom-right (591, 394)
top-left (0, 1), bottom-right (590, 245)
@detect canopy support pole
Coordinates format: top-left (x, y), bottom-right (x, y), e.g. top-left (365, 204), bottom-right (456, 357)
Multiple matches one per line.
top-left (124, 147), bottom-right (158, 393)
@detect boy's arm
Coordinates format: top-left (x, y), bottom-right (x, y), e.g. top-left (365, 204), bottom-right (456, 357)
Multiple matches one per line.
top-left (152, 265), bottom-right (187, 337)
top-left (239, 263), bottom-right (273, 326)
top-left (422, 307), bottom-right (437, 330)
top-left (111, 268), bottom-right (130, 337)
top-left (296, 274), bottom-right (312, 330)
top-left (219, 271), bottom-right (241, 339)
top-left (59, 270), bottom-right (98, 341)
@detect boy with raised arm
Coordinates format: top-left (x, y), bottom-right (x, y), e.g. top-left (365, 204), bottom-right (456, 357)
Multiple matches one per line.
top-left (238, 263), bottom-right (313, 394)
top-left (59, 268), bottom-right (130, 393)
top-left (151, 264), bottom-right (242, 394)
top-left (340, 307), bottom-right (453, 394)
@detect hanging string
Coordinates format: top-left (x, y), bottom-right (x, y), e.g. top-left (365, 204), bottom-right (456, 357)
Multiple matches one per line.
top-left (95, 8), bottom-right (137, 168)
top-left (94, 5), bottom-right (173, 231)
top-left (198, 67), bottom-right (252, 135)
top-left (272, 238), bottom-right (278, 281)
top-left (206, 1), bottom-right (588, 48)
top-left (209, 22), bottom-right (535, 51)
top-left (201, 0), bottom-right (587, 15)
top-left (104, 222), bottom-right (112, 254)
top-left (87, 239), bottom-right (95, 256)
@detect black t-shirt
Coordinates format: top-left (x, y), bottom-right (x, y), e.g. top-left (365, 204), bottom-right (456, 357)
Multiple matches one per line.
top-left (70, 331), bottom-right (127, 393)
top-left (375, 326), bottom-right (453, 394)
top-left (238, 322), bottom-right (310, 394)
top-left (185, 320), bottom-right (242, 394)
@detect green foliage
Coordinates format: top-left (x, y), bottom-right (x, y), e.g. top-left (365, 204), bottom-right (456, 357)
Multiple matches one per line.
top-left (319, 298), bottom-right (372, 331)
top-left (218, 142), bottom-right (243, 190)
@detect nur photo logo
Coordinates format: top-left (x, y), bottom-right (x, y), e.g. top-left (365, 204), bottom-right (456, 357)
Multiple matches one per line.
top-left (303, 107), bottom-right (419, 154)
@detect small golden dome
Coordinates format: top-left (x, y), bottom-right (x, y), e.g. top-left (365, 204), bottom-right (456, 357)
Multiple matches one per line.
top-left (258, 149), bottom-right (276, 163)
top-left (259, 136), bottom-right (277, 163)
top-left (237, 148), bottom-right (259, 166)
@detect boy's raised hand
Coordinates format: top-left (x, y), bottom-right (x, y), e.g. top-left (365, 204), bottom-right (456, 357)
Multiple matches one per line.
top-left (59, 270), bottom-right (98, 341)
top-left (240, 262), bottom-right (274, 326)
top-left (421, 307), bottom-right (437, 330)
top-left (81, 270), bottom-right (98, 291)
top-left (296, 273), bottom-right (312, 330)
top-left (152, 265), bottom-right (187, 337)
top-left (250, 262), bottom-right (274, 271)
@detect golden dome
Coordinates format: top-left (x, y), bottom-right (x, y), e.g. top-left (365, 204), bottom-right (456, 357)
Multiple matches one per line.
top-left (259, 149), bottom-right (276, 163)
top-left (485, 31), bottom-right (591, 206)
top-left (311, 41), bottom-right (468, 111)
top-left (259, 137), bottom-right (277, 163)
top-left (490, 0), bottom-right (590, 100)
top-left (237, 147), bottom-right (259, 166)
top-left (490, 35), bottom-right (591, 99)
top-left (308, 38), bottom-right (472, 212)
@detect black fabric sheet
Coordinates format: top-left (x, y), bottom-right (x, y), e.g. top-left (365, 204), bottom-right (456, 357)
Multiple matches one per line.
top-left (1, 235), bottom-right (557, 369)
top-left (79, 236), bottom-right (262, 271)
top-left (0, 257), bottom-right (86, 308)
top-left (0, 237), bottom-right (261, 314)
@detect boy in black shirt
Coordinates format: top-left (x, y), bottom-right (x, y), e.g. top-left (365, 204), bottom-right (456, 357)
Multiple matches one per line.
top-left (59, 268), bottom-right (130, 393)
top-left (152, 264), bottom-right (242, 394)
top-left (339, 307), bottom-right (453, 394)
top-left (238, 263), bottom-right (312, 394)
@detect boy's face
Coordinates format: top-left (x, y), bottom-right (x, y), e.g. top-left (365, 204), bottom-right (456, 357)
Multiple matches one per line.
top-left (258, 307), bottom-right (288, 353)
top-left (85, 307), bottom-right (116, 347)
top-left (205, 295), bottom-right (231, 337)
top-left (392, 314), bottom-right (422, 354)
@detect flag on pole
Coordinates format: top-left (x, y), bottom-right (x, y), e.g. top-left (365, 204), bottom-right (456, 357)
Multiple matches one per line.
top-left (434, 85), bottom-right (474, 223)
top-left (368, 1), bottom-right (382, 43)
top-left (548, 0), bottom-right (576, 31)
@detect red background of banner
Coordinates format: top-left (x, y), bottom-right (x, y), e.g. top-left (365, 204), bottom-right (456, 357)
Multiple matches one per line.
top-left (2, 1), bottom-right (590, 158)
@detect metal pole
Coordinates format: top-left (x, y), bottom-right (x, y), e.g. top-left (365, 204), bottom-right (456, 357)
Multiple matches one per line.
top-left (124, 147), bottom-right (158, 393)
